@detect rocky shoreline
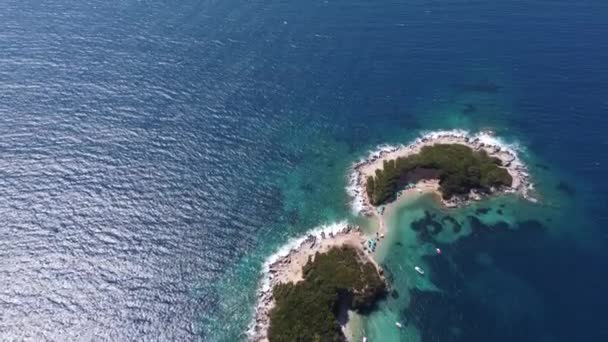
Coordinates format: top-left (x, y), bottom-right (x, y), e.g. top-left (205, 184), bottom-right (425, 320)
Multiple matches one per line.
top-left (248, 224), bottom-right (375, 342)
top-left (348, 130), bottom-right (535, 216)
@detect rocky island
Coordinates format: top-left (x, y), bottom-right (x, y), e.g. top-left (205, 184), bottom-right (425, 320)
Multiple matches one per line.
top-left (366, 143), bottom-right (513, 206)
top-left (248, 224), bottom-right (386, 342)
top-left (349, 130), bottom-right (534, 217)
top-left (268, 246), bottom-right (386, 341)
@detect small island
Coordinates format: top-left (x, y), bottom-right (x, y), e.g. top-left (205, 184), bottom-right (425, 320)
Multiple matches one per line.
top-left (366, 143), bottom-right (512, 206)
top-left (269, 246), bottom-right (386, 342)
top-left (349, 131), bottom-right (533, 216)
top-left (249, 225), bottom-right (385, 342)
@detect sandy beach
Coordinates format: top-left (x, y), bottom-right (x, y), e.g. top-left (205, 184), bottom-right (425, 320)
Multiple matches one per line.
top-left (376, 179), bottom-right (440, 235)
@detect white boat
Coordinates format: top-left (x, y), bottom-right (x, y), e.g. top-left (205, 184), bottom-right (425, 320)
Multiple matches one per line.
top-left (395, 322), bottom-right (403, 328)
top-left (363, 337), bottom-right (367, 342)
top-left (414, 266), bottom-right (425, 275)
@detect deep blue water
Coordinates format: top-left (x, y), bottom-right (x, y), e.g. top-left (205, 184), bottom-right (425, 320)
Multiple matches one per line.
top-left (1, 0), bottom-right (607, 341)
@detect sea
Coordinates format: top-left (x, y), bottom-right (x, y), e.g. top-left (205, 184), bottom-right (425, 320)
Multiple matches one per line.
top-left (1, 0), bottom-right (607, 341)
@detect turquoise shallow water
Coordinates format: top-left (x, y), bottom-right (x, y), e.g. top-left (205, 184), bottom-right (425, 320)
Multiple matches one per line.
top-left (363, 193), bottom-right (557, 342)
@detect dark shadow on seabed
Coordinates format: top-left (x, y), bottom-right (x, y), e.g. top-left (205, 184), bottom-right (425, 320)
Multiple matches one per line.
top-left (403, 217), bottom-right (608, 342)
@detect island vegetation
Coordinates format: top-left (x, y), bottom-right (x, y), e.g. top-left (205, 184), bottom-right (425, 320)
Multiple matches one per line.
top-left (267, 246), bottom-right (386, 342)
top-left (366, 144), bottom-right (512, 205)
